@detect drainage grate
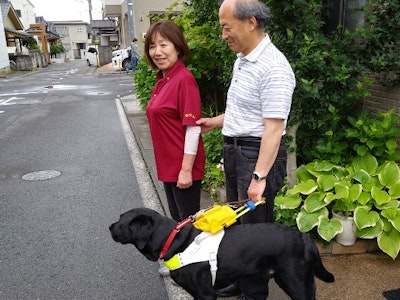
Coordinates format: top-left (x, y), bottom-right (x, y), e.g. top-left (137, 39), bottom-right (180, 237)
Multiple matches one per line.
top-left (22, 170), bottom-right (61, 181)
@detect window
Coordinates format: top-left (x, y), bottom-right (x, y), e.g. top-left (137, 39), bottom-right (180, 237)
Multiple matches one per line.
top-left (322, 0), bottom-right (366, 34)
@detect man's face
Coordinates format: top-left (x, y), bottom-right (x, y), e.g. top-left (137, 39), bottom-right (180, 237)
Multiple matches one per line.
top-left (219, 1), bottom-right (250, 54)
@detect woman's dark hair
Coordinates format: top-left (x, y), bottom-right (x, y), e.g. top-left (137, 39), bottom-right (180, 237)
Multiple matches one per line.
top-left (144, 21), bottom-right (190, 70)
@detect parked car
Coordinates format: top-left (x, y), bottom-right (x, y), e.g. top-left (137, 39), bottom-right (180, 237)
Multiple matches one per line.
top-left (85, 46), bottom-right (99, 67)
top-left (112, 48), bottom-right (131, 71)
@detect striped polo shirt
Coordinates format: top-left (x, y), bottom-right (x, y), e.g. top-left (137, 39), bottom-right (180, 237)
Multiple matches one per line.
top-left (222, 34), bottom-right (296, 138)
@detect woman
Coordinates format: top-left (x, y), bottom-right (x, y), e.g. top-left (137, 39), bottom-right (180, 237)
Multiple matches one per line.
top-left (144, 21), bottom-right (205, 223)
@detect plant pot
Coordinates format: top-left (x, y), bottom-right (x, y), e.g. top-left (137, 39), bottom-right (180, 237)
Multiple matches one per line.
top-left (333, 212), bottom-right (357, 246)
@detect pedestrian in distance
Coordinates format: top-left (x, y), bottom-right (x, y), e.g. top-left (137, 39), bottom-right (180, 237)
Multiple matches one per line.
top-left (144, 20), bottom-right (206, 224)
top-left (127, 38), bottom-right (139, 72)
top-left (196, 0), bottom-right (296, 299)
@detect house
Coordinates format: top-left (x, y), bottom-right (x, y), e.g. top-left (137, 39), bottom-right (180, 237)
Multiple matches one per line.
top-left (9, 0), bottom-right (35, 29)
top-left (51, 21), bottom-right (90, 61)
top-left (0, 0), bottom-right (51, 71)
top-left (0, 4), bottom-right (9, 71)
top-left (102, 0), bottom-right (178, 55)
top-left (1, 0), bottom-right (32, 55)
top-left (25, 18), bottom-right (62, 64)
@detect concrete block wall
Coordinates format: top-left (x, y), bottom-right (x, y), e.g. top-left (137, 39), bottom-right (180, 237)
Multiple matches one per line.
top-left (9, 52), bottom-right (48, 71)
top-left (363, 83), bottom-right (400, 116)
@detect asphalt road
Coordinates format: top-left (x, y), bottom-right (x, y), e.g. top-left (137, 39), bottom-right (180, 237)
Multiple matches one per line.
top-left (0, 60), bottom-right (169, 299)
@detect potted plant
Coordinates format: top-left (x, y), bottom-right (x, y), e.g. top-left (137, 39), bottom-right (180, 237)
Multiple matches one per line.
top-left (275, 154), bottom-right (400, 259)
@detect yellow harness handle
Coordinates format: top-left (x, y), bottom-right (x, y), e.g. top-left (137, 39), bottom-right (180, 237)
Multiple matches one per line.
top-left (193, 200), bottom-right (265, 234)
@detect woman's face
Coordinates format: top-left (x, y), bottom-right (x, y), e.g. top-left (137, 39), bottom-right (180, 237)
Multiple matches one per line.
top-left (149, 32), bottom-right (179, 75)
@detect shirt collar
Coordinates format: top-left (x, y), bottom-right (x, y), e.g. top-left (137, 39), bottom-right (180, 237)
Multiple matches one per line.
top-left (156, 61), bottom-right (185, 80)
top-left (238, 34), bottom-right (271, 62)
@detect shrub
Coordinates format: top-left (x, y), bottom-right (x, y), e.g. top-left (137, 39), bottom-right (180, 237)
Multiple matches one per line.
top-left (275, 156), bottom-right (400, 259)
top-left (50, 43), bottom-right (65, 55)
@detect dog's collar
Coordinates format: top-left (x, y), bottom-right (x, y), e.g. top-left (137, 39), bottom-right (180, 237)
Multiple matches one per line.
top-left (158, 217), bottom-right (193, 260)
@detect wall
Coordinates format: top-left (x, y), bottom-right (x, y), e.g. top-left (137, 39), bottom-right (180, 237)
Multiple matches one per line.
top-left (9, 50), bottom-right (48, 71)
top-left (363, 83), bottom-right (400, 116)
top-left (0, 8), bottom-right (11, 71)
top-left (133, 0), bottom-right (179, 55)
top-left (10, 0), bottom-right (35, 29)
top-left (53, 21), bottom-right (89, 61)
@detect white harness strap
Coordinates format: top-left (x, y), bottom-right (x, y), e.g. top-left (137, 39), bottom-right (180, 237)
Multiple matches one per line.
top-left (163, 230), bottom-right (225, 286)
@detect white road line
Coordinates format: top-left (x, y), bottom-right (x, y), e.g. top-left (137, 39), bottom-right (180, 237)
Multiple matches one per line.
top-left (0, 97), bottom-right (24, 106)
top-left (0, 92), bottom-right (39, 97)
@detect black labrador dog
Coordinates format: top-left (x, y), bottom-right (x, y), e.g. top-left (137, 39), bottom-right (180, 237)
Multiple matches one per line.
top-left (109, 207), bottom-right (334, 300)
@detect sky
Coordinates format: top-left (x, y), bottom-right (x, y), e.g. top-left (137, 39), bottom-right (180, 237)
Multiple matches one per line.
top-left (30, 0), bottom-right (103, 22)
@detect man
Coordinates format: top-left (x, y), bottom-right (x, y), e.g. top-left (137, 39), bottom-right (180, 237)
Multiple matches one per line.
top-left (127, 38), bottom-right (139, 72)
top-left (196, 0), bottom-right (295, 299)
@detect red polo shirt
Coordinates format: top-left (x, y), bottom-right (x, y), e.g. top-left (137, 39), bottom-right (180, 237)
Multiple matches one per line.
top-left (146, 61), bottom-right (205, 182)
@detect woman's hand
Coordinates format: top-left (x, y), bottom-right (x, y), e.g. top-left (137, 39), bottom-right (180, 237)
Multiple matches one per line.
top-left (177, 169), bottom-right (193, 189)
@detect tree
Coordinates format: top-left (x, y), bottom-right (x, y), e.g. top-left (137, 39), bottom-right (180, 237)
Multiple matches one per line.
top-left (134, 0), bottom-right (400, 188)
top-left (50, 44), bottom-right (65, 56)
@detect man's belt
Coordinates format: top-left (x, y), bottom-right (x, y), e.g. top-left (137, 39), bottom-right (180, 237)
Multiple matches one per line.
top-left (223, 136), bottom-right (261, 148)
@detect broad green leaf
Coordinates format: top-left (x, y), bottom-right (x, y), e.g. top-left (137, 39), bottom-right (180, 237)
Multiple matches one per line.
top-left (382, 217), bottom-right (393, 232)
top-left (375, 199), bottom-right (400, 210)
top-left (389, 183), bottom-right (400, 198)
top-left (370, 175), bottom-right (384, 191)
top-left (312, 161), bottom-right (337, 172)
top-left (377, 230), bottom-right (400, 260)
top-left (386, 139), bottom-right (398, 152)
top-left (303, 192), bottom-right (327, 213)
top-left (371, 186), bottom-right (391, 206)
top-left (354, 206), bottom-right (380, 230)
top-left (349, 184), bottom-right (362, 201)
top-left (356, 145), bottom-right (369, 156)
top-left (334, 183), bottom-right (349, 199)
top-left (287, 179), bottom-right (318, 196)
top-left (317, 215), bottom-right (343, 242)
top-left (305, 161), bottom-right (338, 178)
top-left (381, 209), bottom-right (400, 231)
top-left (352, 154), bottom-right (378, 174)
top-left (356, 219), bottom-right (383, 239)
top-left (296, 164), bottom-right (315, 182)
top-left (275, 194), bottom-right (303, 209)
top-left (317, 174), bottom-right (336, 191)
top-left (351, 170), bottom-right (371, 185)
top-left (357, 191), bottom-right (371, 206)
top-left (296, 207), bottom-right (328, 233)
top-left (378, 161), bottom-right (400, 188)
top-left (324, 192), bottom-right (336, 204)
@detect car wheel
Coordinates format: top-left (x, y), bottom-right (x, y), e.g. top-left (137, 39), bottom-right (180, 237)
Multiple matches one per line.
top-left (87, 59), bottom-right (91, 66)
top-left (122, 59), bottom-right (132, 71)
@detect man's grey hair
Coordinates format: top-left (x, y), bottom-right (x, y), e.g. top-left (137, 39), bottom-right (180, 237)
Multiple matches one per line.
top-left (234, 0), bottom-right (271, 30)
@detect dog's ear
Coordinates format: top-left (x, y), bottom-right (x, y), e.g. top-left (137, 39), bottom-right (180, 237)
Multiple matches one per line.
top-left (129, 215), bottom-right (154, 250)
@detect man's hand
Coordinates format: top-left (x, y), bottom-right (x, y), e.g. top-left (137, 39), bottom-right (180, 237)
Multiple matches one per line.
top-left (247, 179), bottom-right (266, 203)
top-left (196, 114), bottom-right (224, 133)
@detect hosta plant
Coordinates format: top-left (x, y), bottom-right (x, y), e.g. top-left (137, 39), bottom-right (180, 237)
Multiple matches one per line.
top-left (275, 154), bottom-right (400, 259)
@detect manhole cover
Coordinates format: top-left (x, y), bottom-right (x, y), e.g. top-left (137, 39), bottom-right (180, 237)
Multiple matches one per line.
top-left (22, 170), bottom-right (61, 181)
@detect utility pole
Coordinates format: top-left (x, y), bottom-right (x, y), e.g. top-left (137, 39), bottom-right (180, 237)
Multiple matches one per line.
top-left (87, 0), bottom-right (95, 44)
top-left (127, 0), bottom-right (136, 42)
top-left (88, 0), bottom-right (93, 25)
